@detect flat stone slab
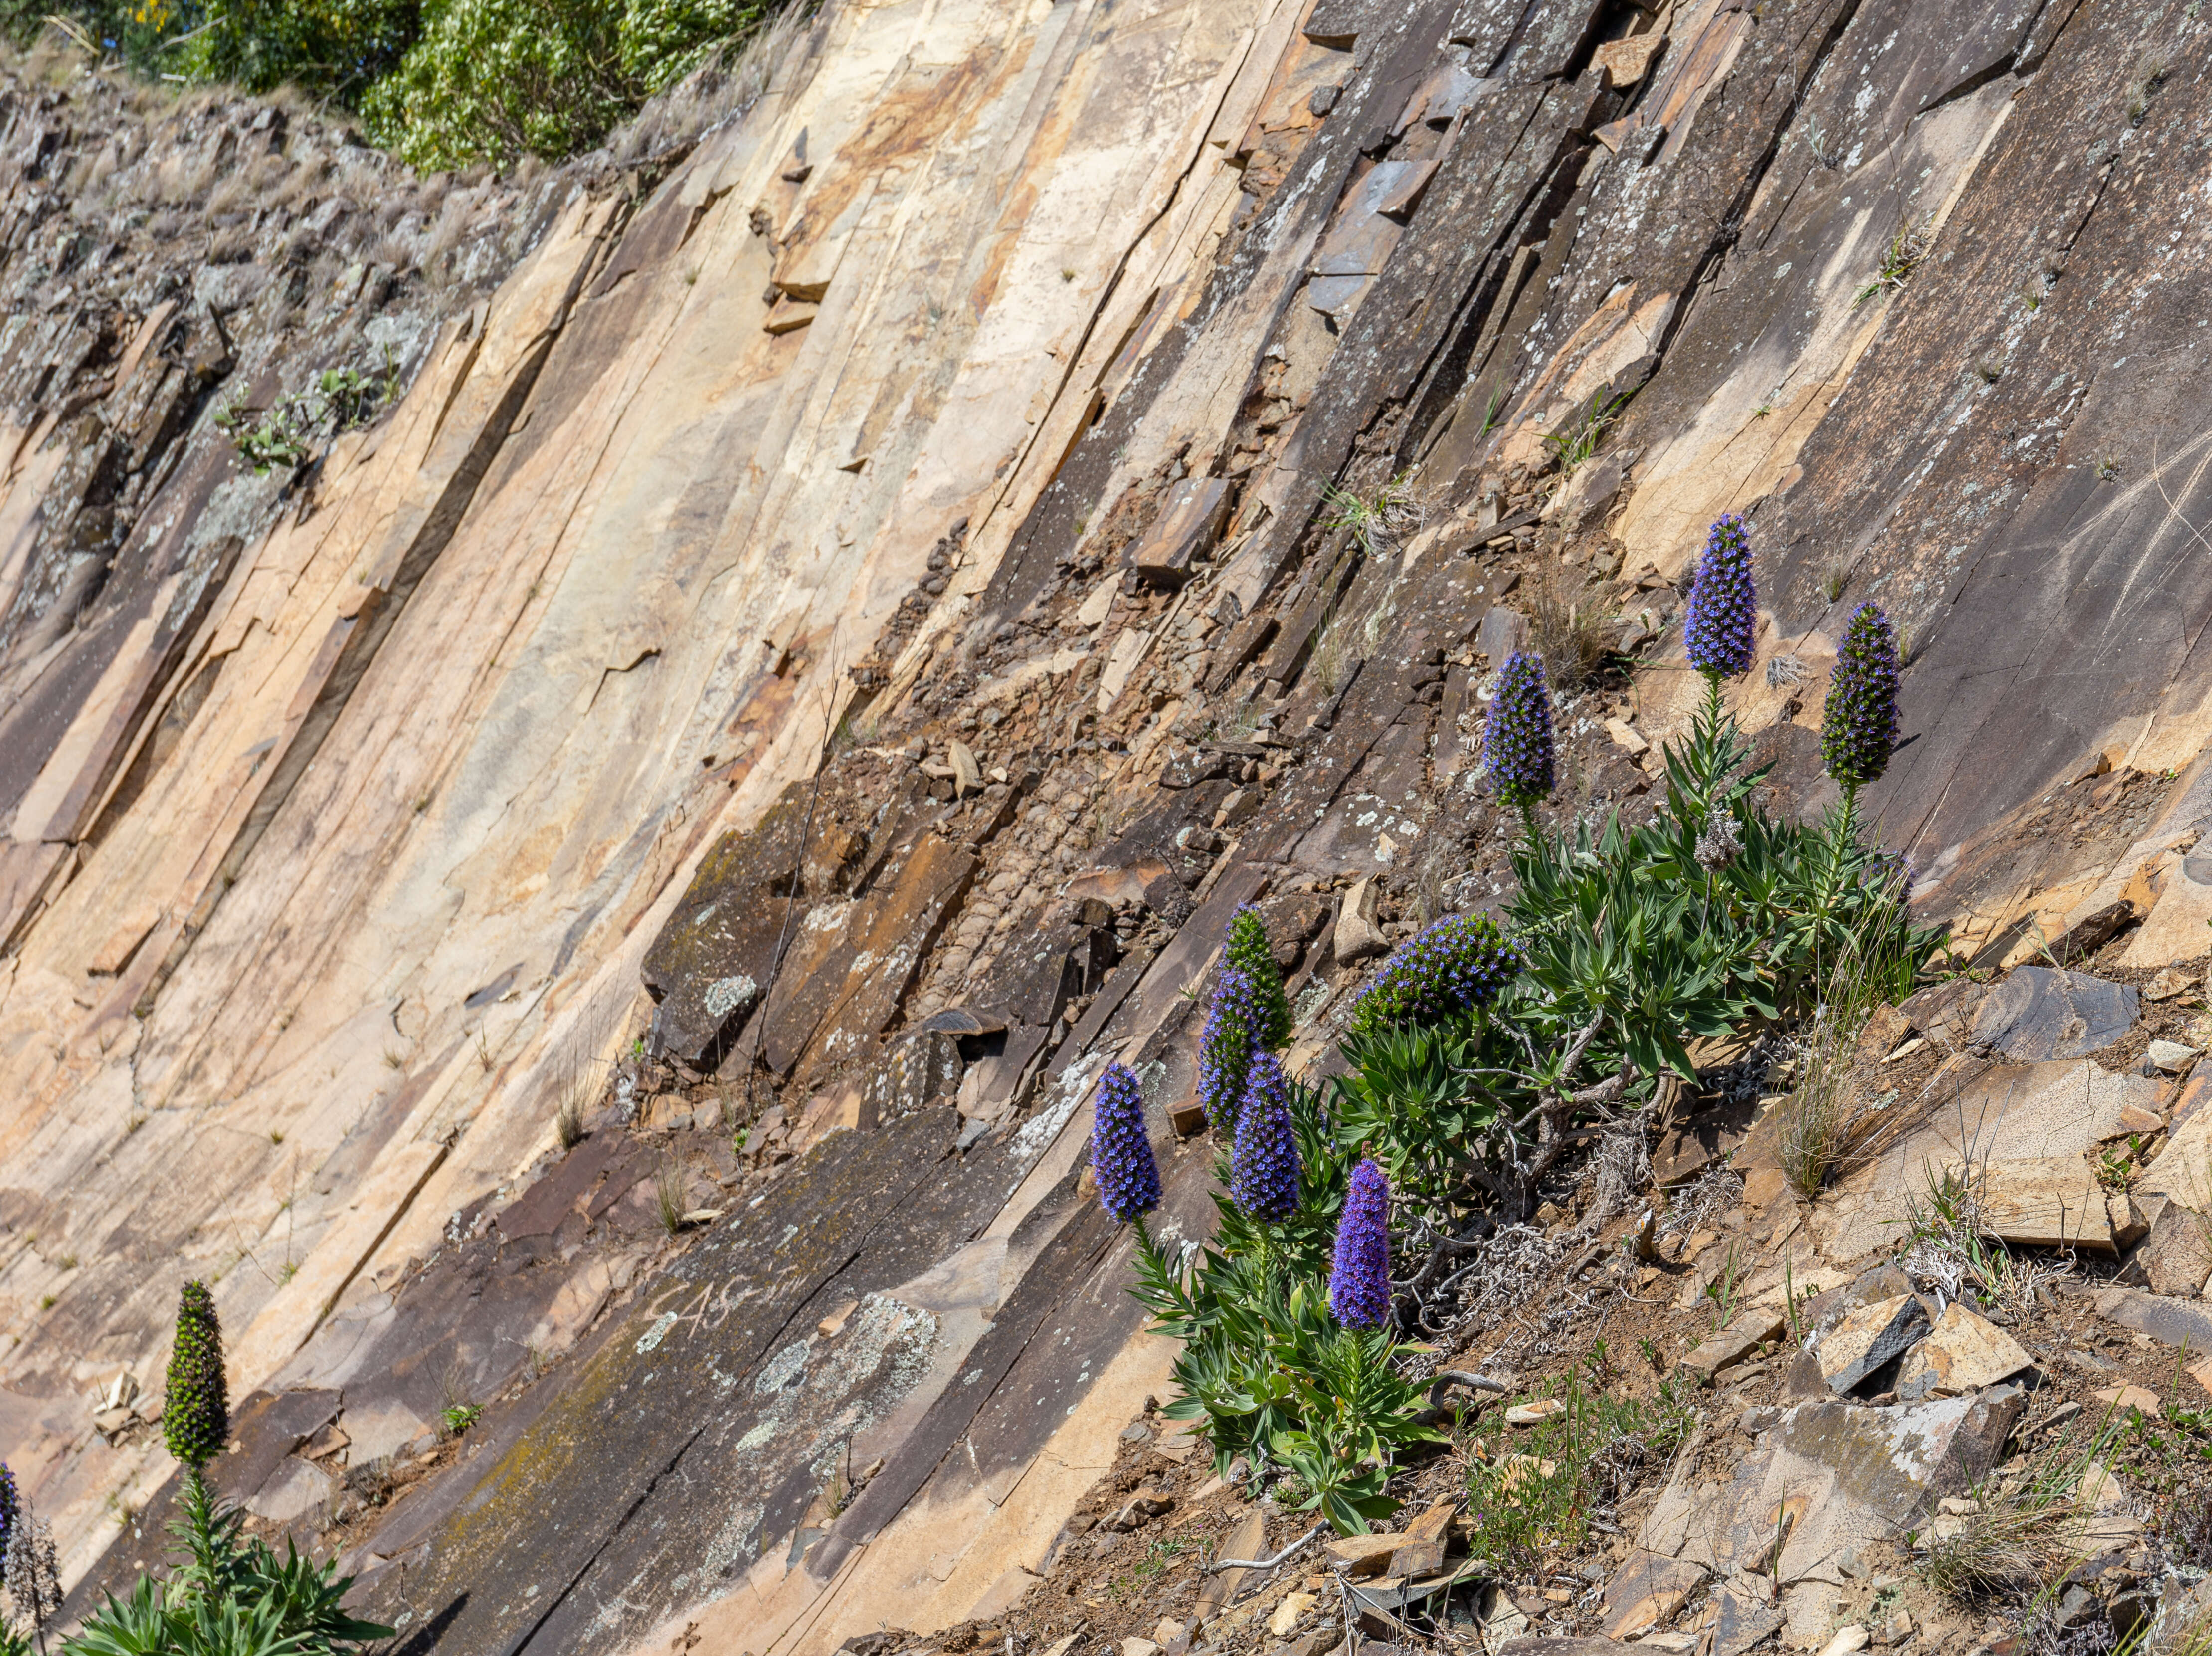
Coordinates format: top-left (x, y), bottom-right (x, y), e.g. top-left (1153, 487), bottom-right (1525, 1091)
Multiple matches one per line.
top-left (1970, 967), bottom-right (2138, 1061)
top-left (2092, 1286), bottom-right (2212, 1354)
top-left (1895, 1302), bottom-right (2034, 1400)
top-left (1814, 1062), bottom-right (2160, 1264)
top-left (1638, 1389), bottom-right (2023, 1591)
top-left (1959, 1156), bottom-right (2118, 1251)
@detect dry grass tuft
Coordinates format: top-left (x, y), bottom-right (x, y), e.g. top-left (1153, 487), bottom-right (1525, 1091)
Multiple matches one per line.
top-left (1526, 563), bottom-right (1614, 690)
top-left (1921, 1413), bottom-right (2128, 1601)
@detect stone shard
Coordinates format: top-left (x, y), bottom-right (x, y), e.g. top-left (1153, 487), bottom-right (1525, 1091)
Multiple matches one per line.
top-left (2117, 1197), bottom-right (2212, 1297)
top-left (1958, 1156), bottom-right (2117, 1252)
top-left (1127, 479), bottom-right (1232, 590)
top-left (1897, 978), bottom-right (1989, 1051)
top-left (1681, 1312), bottom-right (1786, 1383)
top-left (1968, 967), bottom-right (2139, 1062)
top-left (1816, 1294), bottom-right (1931, 1395)
top-left (1893, 1302), bottom-right (2034, 1401)
top-left (1600, 1550), bottom-right (1704, 1639)
top-left (1333, 876), bottom-right (1387, 963)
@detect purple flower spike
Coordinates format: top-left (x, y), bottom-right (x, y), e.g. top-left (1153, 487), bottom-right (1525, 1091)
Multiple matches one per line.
top-left (1821, 602), bottom-right (1900, 786)
top-left (1090, 1063), bottom-right (1161, 1224)
top-left (1351, 912), bottom-right (1522, 1036)
top-left (0, 1462), bottom-right (16, 1556)
top-left (1198, 967), bottom-right (1263, 1133)
top-left (1685, 514), bottom-right (1757, 680)
top-left (1482, 650), bottom-right (1556, 811)
top-left (1329, 1159), bottom-right (1392, 1328)
top-left (1230, 1051), bottom-right (1301, 1222)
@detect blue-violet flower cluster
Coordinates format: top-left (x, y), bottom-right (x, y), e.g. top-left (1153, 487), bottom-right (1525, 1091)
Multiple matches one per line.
top-left (1685, 514), bottom-right (1758, 680)
top-left (1197, 967), bottom-right (1264, 1133)
top-left (1352, 912), bottom-right (1523, 1036)
top-left (1230, 1050), bottom-right (1301, 1222)
top-left (0, 1462), bottom-right (15, 1556)
top-left (1328, 1159), bottom-right (1392, 1328)
top-left (1482, 650), bottom-right (1556, 811)
top-left (1821, 602), bottom-right (1900, 787)
top-left (1089, 1063), bottom-right (1161, 1224)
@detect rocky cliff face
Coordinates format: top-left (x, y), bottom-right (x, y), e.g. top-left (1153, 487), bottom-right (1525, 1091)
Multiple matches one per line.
top-left (4, 0), bottom-right (2212, 1650)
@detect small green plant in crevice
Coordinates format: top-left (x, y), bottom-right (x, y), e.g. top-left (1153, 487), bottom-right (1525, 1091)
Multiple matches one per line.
top-left (1896, 1164), bottom-right (2057, 1317)
top-left (1853, 216), bottom-right (1933, 307)
top-left (1320, 475), bottom-right (1423, 558)
top-left (1701, 1238), bottom-right (1748, 1330)
top-left (1475, 377), bottom-right (1511, 439)
top-left (1461, 1373), bottom-right (1693, 1571)
top-left (440, 1401), bottom-right (484, 1437)
top-left (2096, 454), bottom-right (2123, 482)
top-left (213, 358), bottom-right (399, 477)
top-left (2094, 1136), bottom-right (2142, 1193)
top-left (1541, 389), bottom-right (1632, 476)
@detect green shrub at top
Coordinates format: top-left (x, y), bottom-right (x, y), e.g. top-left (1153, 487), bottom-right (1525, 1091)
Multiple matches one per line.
top-left (173, 0), bottom-right (422, 104)
top-left (362, 0), bottom-right (773, 168)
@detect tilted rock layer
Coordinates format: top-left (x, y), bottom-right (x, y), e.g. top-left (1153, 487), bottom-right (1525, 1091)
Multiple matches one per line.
top-left (5, 0), bottom-right (2212, 1649)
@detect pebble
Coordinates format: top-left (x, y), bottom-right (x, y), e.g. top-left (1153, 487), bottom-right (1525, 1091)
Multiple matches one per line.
top-left (1505, 1399), bottom-right (1566, 1426)
top-left (2147, 1038), bottom-right (2198, 1073)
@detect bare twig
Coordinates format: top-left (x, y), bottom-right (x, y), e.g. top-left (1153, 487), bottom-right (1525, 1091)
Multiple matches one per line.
top-left (1206, 1523), bottom-right (1326, 1574)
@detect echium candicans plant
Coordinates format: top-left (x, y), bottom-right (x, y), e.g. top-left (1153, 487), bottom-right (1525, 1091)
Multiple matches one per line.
top-left (1327, 1159), bottom-right (1392, 1329)
top-left (1674, 513), bottom-right (1759, 815)
top-left (1224, 905), bottom-right (1294, 1051)
top-left (1350, 912), bottom-right (1523, 1038)
top-left (165, 1280), bottom-right (229, 1474)
top-left (1685, 513), bottom-right (1757, 685)
top-left (0, 1462), bottom-right (15, 1560)
top-left (1821, 602), bottom-right (1900, 799)
top-left (1229, 1050), bottom-right (1301, 1223)
top-left (1482, 650), bottom-right (1556, 829)
top-left (1089, 1063), bottom-right (1162, 1225)
top-left (1815, 601), bottom-right (1901, 913)
top-left (1196, 967), bottom-right (1265, 1135)
top-left (2, 1493), bottom-right (59, 1651)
